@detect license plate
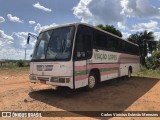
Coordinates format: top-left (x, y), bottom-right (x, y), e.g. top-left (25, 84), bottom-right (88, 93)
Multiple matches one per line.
top-left (40, 80), bottom-right (46, 84)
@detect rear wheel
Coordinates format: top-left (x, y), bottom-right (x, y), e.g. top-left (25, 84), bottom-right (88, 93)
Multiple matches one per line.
top-left (127, 68), bottom-right (132, 79)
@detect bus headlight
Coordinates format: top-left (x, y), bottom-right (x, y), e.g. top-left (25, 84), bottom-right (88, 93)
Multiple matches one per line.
top-left (29, 75), bottom-right (36, 80)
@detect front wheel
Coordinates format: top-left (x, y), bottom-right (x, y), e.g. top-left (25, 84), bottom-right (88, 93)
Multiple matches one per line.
top-left (85, 73), bottom-right (97, 90)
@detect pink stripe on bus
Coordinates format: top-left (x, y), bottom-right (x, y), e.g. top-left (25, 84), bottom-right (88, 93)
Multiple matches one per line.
top-left (87, 64), bottom-right (119, 69)
top-left (75, 75), bottom-right (88, 81)
top-left (120, 60), bottom-right (139, 63)
top-left (120, 53), bottom-right (139, 57)
top-left (75, 70), bottom-right (119, 81)
top-left (75, 64), bottom-right (120, 71)
top-left (75, 66), bottom-right (86, 71)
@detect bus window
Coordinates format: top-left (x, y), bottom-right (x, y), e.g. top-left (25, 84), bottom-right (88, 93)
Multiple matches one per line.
top-left (95, 32), bottom-right (106, 50)
top-left (75, 33), bottom-right (93, 59)
top-left (106, 36), bottom-right (116, 51)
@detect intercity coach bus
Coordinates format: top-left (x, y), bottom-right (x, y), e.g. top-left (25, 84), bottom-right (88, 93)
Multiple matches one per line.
top-left (27, 23), bottom-right (140, 90)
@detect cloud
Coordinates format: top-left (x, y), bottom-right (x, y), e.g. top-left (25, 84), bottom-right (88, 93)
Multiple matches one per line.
top-left (0, 30), bottom-right (36, 60)
top-left (73, 0), bottom-right (123, 24)
top-left (0, 30), bottom-right (13, 46)
top-left (122, 32), bottom-right (130, 39)
top-left (154, 32), bottom-right (160, 41)
top-left (73, 0), bottom-right (160, 25)
top-left (131, 21), bottom-right (158, 32)
top-left (120, 0), bottom-right (160, 18)
top-left (11, 32), bottom-right (36, 49)
top-left (33, 2), bottom-right (52, 12)
top-left (29, 20), bottom-right (36, 25)
top-left (0, 47), bottom-right (33, 60)
top-left (117, 22), bottom-right (126, 30)
top-left (0, 16), bottom-right (5, 23)
top-left (7, 14), bottom-right (24, 23)
top-left (34, 23), bottom-right (57, 33)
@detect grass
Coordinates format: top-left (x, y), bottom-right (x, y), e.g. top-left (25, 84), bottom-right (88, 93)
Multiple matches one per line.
top-left (133, 67), bottom-right (160, 79)
top-left (0, 62), bottom-right (29, 72)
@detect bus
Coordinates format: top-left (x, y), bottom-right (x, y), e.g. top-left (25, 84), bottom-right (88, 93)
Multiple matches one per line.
top-left (27, 23), bottom-right (140, 90)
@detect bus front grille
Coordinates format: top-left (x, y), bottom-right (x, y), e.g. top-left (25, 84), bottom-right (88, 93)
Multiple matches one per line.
top-left (37, 77), bottom-right (49, 81)
top-left (37, 65), bottom-right (53, 71)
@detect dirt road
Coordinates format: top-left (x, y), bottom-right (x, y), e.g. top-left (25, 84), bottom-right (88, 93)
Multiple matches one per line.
top-left (0, 69), bottom-right (160, 120)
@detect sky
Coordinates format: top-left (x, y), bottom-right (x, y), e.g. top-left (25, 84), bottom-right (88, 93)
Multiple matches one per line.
top-left (0, 0), bottom-right (160, 60)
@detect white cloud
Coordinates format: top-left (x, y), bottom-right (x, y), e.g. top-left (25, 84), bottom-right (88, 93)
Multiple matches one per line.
top-left (29, 20), bottom-right (36, 25)
top-left (131, 21), bottom-right (158, 32)
top-left (7, 14), bottom-right (24, 23)
top-left (34, 23), bottom-right (57, 33)
top-left (117, 22), bottom-right (126, 30)
top-left (73, 0), bottom-right (160, 25)
top-left (0, 47), bottom-right (33, 60)
top-left (73, 0), bottom-right (123, 24)
top-left (0, 31), bottom-right (36, 60)
top-left (0, 16), bottom-right (5, 23)
top-left (11, 32), bottom-right (36, 49)
top-left (0, 30), bottom-right (13, 46)
top-left (154, 32), bottom-right (160, 41)
top-left (33, 2), bottom-right (52, 12)
top-left (120, 0), bottom-right (160, 18)
top-left (73, 0), bottom-right (93, 23)
top-left (122, 32), bottom-right (130, 39)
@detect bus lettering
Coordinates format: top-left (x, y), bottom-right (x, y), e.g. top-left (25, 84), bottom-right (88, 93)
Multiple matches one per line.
top-left (94, 53), bottom-right (117, 61)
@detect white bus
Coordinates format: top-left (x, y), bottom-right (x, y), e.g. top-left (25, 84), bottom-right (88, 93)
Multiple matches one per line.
top-left (27, 23), bottom-right (140, 90)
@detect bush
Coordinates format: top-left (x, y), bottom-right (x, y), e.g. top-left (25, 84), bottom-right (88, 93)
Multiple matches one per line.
top-left (146, 50), bottom-right (160, 69)
top-left (16, 60), bottom-right (25, 67)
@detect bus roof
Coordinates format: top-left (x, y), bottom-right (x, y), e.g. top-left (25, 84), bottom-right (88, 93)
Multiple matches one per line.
top-left (41, 22), bottom-right (139, 47)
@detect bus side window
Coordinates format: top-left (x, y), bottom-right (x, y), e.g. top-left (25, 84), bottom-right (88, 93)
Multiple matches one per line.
top-left (75, 33), bottom-right (92, 59)
top-left (84, 35), bottom-right (92, 58)
top-left (76, 34), bottom-right (86, 58)
top-left (106, 37), bottom-right (115, 51)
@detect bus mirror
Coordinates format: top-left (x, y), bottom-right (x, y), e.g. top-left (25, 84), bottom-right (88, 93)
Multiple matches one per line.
top-left (30, 54), bottom-right (32, 58)
top-left (27, 36), bottom-right (30, 44)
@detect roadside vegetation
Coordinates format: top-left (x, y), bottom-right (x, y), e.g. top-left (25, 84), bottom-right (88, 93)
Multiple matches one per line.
top-left (133, 66), bottom-right (160, 78)
top-left (0, 60), bottom-right (29, 72)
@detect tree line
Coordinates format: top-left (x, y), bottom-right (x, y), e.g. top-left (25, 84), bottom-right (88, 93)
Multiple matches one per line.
top-left (96, 24), bottom-right (160, 69)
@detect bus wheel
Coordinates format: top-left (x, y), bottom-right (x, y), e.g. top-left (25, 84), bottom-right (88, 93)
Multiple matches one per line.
top-left (127, 68), bottom-right (132, 79)
top-left (86, 72), bottom-right (96, 90)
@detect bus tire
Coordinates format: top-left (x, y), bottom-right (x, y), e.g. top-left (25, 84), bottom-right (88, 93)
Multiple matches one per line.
top-left (127, 68), bottom-right (132, 79)
top-left (86, 72), bottom-right (97, 90)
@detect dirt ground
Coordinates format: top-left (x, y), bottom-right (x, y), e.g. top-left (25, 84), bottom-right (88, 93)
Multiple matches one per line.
top-left (0, 69), bottom-right (160, 120)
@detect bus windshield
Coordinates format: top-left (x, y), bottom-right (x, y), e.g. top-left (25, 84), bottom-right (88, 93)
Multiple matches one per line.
top-left (32, 26), bottom-right (75, 61)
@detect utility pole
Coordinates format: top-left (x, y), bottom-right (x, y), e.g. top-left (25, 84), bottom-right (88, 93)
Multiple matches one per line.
top-left (24, 48), bottom-right (26, 61)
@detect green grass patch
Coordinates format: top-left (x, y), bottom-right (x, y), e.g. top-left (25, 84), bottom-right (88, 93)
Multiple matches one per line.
top-left (133, 67), bottom-right (160, 79)
top-left (0, 67), bottom-right (29, 72)
top-left (0, 64), bottom-right (29, 72)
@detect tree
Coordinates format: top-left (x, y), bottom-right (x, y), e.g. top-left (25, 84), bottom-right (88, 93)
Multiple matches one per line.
top-left (128, 30), bottom-right (156, 66)
top-left (158, 39), bottom-right (160, 50)
top-left (96, 24), bottom-right (122, 37)
top-left (16, 60), bottom-right (25, 67)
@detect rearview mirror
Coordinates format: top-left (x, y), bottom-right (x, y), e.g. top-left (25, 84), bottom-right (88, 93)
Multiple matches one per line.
top-left (27, 36), bottom-right (30, 44)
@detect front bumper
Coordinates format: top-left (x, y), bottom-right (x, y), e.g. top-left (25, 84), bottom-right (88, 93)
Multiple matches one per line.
top-left (29, 74), bottom-right (73, 89)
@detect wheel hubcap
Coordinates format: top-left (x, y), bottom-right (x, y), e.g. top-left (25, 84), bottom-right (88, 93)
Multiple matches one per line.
top-left (88, 76), bottom-right (96, 88)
